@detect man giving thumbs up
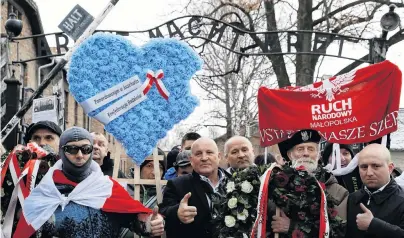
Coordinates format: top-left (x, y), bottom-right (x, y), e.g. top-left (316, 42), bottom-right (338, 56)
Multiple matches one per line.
top-left (356, 203), bottom-right (373, 231)
top-left (159, 138), bottom-right (231, 238)
top-left (177, 193), bottom-right (198, 224)
top-left (346, 144), bottom-right (404, 238)
top-left (149, 206), bottom-right (165, 236)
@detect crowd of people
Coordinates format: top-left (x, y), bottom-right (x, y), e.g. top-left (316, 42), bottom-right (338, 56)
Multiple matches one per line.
top-left (1, 120), bottom-right (404, 238)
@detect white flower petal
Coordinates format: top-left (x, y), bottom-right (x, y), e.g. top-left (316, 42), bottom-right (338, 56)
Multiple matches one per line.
top-left (240, 181), bottom-right (253, 194)
top-left (228, 197), bottom-right (238, 209)
top-left (225, 215), bottom-right (236, 227)
top-left (226, 181), bottom-right (236, 193)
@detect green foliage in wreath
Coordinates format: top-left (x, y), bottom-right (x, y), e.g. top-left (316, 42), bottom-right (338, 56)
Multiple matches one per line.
top-left (213, 166), bottom-right (263, 238)
top-left (268, 165), bottom-right (346, 238)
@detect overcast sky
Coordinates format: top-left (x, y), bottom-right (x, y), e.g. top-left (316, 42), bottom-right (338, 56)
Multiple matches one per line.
top-left (34, 0), bottom-right (404, 143)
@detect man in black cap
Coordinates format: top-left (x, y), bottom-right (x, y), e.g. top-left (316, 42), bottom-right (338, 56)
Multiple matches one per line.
top-left (24, 120), bottom-right (63, 154)
top-left (269, 129), bottom-right (349, 235)
top-left (1, 121), bottom-right (62, 232)
top-left (173, 150), bottom-right (193, 177)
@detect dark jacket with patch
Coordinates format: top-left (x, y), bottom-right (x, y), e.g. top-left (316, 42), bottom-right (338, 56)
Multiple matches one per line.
top-left (346, 179), bottom-right (404, 238)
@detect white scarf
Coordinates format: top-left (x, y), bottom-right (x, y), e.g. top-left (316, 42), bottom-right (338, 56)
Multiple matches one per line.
top-left (23, 160), bottom-right (113, 230)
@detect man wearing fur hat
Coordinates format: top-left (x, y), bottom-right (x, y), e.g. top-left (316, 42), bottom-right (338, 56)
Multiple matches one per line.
top-left (260, 129), bottom-right (348, 237)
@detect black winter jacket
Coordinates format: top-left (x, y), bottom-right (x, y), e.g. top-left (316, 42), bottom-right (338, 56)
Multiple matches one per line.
top-left (345, 179), bottom-right (404, 238)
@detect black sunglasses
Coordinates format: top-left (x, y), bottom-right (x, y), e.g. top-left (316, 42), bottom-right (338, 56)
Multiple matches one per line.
top-left (62, 144), bottom-right (93, 155)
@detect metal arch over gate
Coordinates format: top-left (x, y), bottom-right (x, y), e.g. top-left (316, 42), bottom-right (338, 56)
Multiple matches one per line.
top-left (10, 15), bottom-right (385, 65)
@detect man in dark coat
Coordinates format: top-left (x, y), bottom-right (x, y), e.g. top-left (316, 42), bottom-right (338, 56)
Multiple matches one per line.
top-left (346, 144), bottom-right (404, 238)
top-left (159, 137), bottom-right (230, 238)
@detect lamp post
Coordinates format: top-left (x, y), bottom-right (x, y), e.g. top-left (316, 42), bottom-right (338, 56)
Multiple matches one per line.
top-left (2, 70), bottom-right (21, 150)
top-left (372, 4), bottom-right (401, 63)
top-left (362, 4), bottom-right (402, 151)
top-left (5, 12), bottom-right (23, 38)
top-left (2, 13), bottom-right (23, 149)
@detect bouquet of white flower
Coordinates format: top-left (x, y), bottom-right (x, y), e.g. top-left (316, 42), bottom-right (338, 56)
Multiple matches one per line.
top-left (213, 166), bottom-right (261, 238)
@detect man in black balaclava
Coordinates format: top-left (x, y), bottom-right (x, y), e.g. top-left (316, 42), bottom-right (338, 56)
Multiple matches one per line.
top-left (58, 126), bottom-right (94, 183)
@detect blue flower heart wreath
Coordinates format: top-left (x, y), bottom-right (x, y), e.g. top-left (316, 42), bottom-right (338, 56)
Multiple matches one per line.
top-left (68, 33), bottom-right (203, 164)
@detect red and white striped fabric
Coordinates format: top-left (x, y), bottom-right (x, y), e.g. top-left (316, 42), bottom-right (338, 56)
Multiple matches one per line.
top-left (1, 145), bottom-right (44, 238)
top-left (251, 167), bottom-right (329, 238)
top-left (13, 159), bottom-right (151, 238)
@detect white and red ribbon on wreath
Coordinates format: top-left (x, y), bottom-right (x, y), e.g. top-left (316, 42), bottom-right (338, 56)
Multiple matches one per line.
top-left (1, 143), bottom-right (48, 237)
top-left (79, 69), bottom-right (170, 125)
top-left (142, 69), bottom-right (170, 100)
top-left (318, 181), bottom-right (330, 238)
top-left (251, 167), bottom-right (272, 238)
top-left (251, 167), bottom-right (330, 238)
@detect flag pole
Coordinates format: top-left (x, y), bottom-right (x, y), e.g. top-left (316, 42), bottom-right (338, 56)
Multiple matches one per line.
top-left (1, 0), bottom-right (121, 143)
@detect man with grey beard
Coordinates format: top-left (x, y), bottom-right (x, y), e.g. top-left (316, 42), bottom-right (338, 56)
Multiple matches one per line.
top-left (268, 129), bottom-right (349, 235)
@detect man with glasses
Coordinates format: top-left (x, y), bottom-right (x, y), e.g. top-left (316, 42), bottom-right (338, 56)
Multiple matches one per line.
top-left (16, 127), bottom-right (165, 238)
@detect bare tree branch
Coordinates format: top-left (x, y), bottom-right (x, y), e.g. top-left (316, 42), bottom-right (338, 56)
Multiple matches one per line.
top-left (203, 124), bottom-right (227, 128)
top-left (312, 0), bottom-right (324, 11)
top-left (313, 0), bottom-right (404, 26)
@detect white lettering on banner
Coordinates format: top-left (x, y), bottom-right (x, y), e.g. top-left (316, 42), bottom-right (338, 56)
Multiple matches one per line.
top-left (311, 98), bottom-right (352, 121)
top-left (94, 89), bottom-right (147, 125)
top-left (259, 129), bottom-right (296, 143)
top-left (260, 111), bottom-right (399, 144)
top-left (310, 116), bottom-right (357, 128)
top-left (312, 110), bottom-right (352, 120)
top-left (80, 76), bottom-right (142, 114)
top-left (369, 110), bottom-right (399, 136)
top-left (322, 126), bottom-right (366, 141)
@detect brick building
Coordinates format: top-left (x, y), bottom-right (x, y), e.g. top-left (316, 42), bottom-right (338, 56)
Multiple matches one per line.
top-left (1, 0), bottom-right (130, 174)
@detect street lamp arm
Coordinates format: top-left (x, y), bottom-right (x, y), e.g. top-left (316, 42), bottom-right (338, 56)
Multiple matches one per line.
top-left (335, 29), bottom-right (404, 76)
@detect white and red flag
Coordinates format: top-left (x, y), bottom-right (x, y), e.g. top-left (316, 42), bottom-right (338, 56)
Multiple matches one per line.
top-left (13, 160), bottom-right (152, 238)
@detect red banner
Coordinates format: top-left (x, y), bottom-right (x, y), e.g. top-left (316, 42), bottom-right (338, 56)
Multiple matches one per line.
top-left (258, 60), bottom-right (402, 147)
